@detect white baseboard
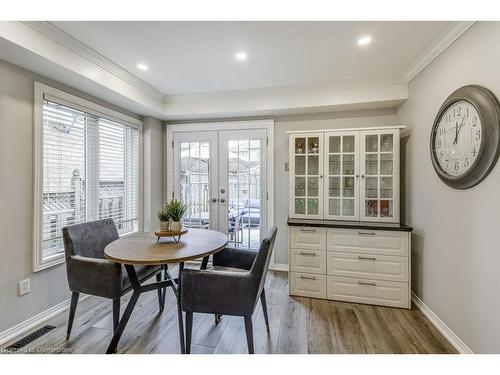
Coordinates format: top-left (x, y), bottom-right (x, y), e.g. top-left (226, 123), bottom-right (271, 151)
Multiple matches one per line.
top-left (0, 294), bottom-right (90, 346)
top-left (411, 292), bottom-right (473, 354)
top-left (269, 263), bottom-right (288, 272)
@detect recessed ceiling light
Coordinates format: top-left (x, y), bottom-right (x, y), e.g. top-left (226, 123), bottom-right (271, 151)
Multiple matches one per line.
top-left (358, 36), bottom-right (372, 46)
top-left (235, 52), bottom-right (248, 61)
top-left (137, 63), bottom-right (149, 71)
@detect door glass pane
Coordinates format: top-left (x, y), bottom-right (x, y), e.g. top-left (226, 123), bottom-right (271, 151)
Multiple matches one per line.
top-left (308, 155), bottom-right (319, 175)
top-left (179, 141), bottom-right (210, 229)
top-left (308, 137), bottom-right (320, 154)
top-left (295, 177), bottom-right (306, 196)
top-left (365, 154), bottom-right (378, 175)
top-left (295, 138), bottom-right (306, 154)
top-left (329, 136), bottom-right (340, 153)
top-left (380, 153), bottom-right (393, 175)
top-left (365, 200), bottom-right (378, 217)
top-left (380, 177), bottom-right (393, 198)
top-left (343, 177), bottom-right (355, 197)
top-left (329, 198), bottom-right (340, 215)
top-left (343, 136), bottom-right (355, 153)
top-left (295, 198), bottom-right (305, 215)
top-left (295, 156), bottom-right (306, 175)
top-left (365, 134), bottom-right (378, 152)
top-left (308, 177), bottom-right (319, 197)
top-left (329, 155), bottom-right (340, 175)
top-left (365, 177), bottom-right (378, 198)
top-left (380, 134), bottom-right (393, 152)
top-left (329, 177), bottom-right (340, 197)
top-left (380, 200), bottom-right (393, 218)
top-left (307, 198), bottom-right (319, 215)
top-left (227, 139), bottom-right (262, 250)
top-left (342, 199), bottom-right (354, 216)
top-left (342, 154), bottom-right (355, 175)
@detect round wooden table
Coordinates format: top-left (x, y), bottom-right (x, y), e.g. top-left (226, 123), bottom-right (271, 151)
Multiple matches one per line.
top-left (103, 228), bottom-right (228, 354)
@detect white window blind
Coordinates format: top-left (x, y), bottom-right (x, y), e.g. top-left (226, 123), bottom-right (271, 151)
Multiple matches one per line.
top-left (40, 98), bottom-right (140, 262)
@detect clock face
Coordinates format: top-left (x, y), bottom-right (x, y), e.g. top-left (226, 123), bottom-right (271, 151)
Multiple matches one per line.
top-left (433, 100), bottom-right (483, 177)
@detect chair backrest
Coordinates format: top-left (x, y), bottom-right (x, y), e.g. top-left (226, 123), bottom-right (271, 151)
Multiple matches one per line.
top-left (250, 226), bottom-right (278, 296)
top-left (62, 218), bottom-right (119, 260)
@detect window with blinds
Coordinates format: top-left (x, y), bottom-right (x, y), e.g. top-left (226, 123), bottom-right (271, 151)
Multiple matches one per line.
top-left (39, 97), bottom-right (140, 263)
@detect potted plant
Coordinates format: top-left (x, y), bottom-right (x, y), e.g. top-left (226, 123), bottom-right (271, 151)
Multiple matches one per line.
top-left (158, 207), bottom-right (170, 231)
top-left (166, 199), bottom-right (187, 232)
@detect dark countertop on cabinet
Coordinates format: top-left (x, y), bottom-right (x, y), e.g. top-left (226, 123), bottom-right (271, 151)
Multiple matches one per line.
top-left (287, 218), bottom-right (413, 232)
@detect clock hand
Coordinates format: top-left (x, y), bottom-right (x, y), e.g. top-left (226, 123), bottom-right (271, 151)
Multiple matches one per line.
top-left (453, 122), bottom-right (459, 144)
top-left (454, 115), bottom-right (467, 145)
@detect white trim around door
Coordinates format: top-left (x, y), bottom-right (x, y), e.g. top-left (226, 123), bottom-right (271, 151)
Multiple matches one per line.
top-left (165, 120), bottom-right (276, 265)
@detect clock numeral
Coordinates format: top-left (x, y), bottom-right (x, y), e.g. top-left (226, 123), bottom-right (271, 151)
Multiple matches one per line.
top-left (437, 139), bottom-right (442, 148)
top-left (466, 108), bottom-right (469, 117)
top-left (472, 116), bottom-right (478, 126)
top-left (445, 159), bottom-right (449, 169)
top-left (464, 158), bottom-right (469, 168)
top-left (476, 129), bottom-right (481, 140)
top-left (455, 162), bottom-right (460, 172)
top-left (439, 127), bottom-right (446, 136)
top-left (472, 147), bottom-right (477, 157)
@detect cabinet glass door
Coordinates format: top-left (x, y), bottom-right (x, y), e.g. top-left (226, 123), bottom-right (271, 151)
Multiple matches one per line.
top-left (324, 132), bottom-right (359, 220)
top-left (360, 130), bottom-right (399, 222)
top-left (290, 134), bottom-right (323, 218)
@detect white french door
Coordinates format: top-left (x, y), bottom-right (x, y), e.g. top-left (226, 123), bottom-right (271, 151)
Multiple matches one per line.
top-left (171, 127), bottom-right (268, 250)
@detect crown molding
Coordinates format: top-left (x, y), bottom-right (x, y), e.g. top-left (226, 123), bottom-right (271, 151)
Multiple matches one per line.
top-left (22, 21), bottom-right (164, 101)
top-left (404, 21), bottom-right (476, 83)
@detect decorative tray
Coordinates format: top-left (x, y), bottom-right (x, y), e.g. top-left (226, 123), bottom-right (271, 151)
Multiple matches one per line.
top-left (154, 228), bottom-right (188, 243)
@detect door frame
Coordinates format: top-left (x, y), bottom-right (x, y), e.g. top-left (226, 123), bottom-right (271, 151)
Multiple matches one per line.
top-left (165, 119), bottom-right (276, 260)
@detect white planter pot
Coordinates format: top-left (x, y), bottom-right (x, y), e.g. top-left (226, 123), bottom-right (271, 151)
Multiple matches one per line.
top-left (160, 221), bottom-right (169, 231)
top-left (170, 221), bottom-right (182, 232)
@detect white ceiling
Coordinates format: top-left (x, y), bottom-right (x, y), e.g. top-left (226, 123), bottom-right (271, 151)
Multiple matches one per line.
top-left (52, 21), bottom-right (453, 96)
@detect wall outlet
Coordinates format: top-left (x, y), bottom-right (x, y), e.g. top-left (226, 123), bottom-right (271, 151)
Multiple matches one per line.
top-left (18, 278), bottom-right (31, 296)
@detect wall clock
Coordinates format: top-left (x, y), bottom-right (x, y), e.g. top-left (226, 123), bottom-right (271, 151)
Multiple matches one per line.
top-left (430, 85), bottom-right (500, 189)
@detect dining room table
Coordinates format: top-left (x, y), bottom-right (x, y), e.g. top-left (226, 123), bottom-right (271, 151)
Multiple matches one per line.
top-left (103, 228), bottom-right (228, 354)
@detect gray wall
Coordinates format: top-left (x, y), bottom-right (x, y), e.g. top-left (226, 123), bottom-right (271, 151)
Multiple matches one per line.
top-left (0, 59), bottom-right (163, 333)
top-left (396, 21), bottom-right (500, 353)
top-left (273, 109), bottom-right (398, 264)
top-left (143, 117), bottom-right (165, 231)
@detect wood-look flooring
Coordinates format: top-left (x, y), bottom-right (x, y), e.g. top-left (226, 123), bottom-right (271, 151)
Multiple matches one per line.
top-left (1, 270), bottom-right (457, 354)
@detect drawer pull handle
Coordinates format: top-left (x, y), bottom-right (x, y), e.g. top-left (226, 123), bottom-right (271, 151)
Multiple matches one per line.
top-left (300, 252), bottom-right (316, 256)
top-left (299, 228), bottom-right (316, 233)
top-left (358, 256), bottom-right (377, 261)
top-left (358, 281), bottom-right (377, 286)
top-left (358, 231), bottom-right (376, 236)
top-left (300, 275), bottom-right (317, 280)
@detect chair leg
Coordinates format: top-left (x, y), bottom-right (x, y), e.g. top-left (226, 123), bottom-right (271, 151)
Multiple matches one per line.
top-left (260, 290), bottom-right (270, 332)
top-left (112, 298), bottom-right (120, 333)
top-left (244, 315), bottom-right (254, 354)
top-left (185, 311), bottom-right (193, 354)
top-left (156, 272), bottom-right (164, 312)
top-left (214, 314), bottom-right (222, 325)
top-left (66, 292), bottom-right (79, 340)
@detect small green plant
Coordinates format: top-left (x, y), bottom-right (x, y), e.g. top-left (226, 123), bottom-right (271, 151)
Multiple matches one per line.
top-left (157, 208), bottom-right (170, 223)
top-left (165, 199), bottom-right (187, 222)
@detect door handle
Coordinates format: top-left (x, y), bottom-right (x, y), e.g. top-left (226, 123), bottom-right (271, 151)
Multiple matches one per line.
top-left (299, 252), bottom-right (316, 256)
top-left (211, 198), bottom-right (218, 203)
top-left (220, 198), bottom-right (226, 203)
top-left (299, 228), bottom-right (316, 233)
top-left (300, 275), bottom-right (316, 280)
top-left (358, 231), bottom-right (376, 236)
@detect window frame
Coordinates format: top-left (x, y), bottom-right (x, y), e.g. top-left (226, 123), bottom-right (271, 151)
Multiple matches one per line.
top-left (33, 82), bottom-right (143, 272)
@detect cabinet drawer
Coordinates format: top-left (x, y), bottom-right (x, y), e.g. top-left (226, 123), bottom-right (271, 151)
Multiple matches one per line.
top-left (327, 229), bottom-right (408, 256)
top-left (327, 276), bottom-right (409, 308)
top-left (290, 272), bottom-right (326, 299)
top-left (326, 252), bottom-right (408, 282)
top-left (290, 227), bottom-right (326, 250)
top-left (290, 249), bottom-right (326, 274)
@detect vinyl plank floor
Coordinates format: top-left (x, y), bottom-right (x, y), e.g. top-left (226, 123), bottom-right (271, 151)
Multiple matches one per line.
top-left (1, 271), bottom-right (456, 354)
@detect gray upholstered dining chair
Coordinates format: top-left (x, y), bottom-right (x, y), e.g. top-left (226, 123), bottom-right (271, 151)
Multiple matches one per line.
top-left (181, 227), bottom-right (277, 354)
top-left (62, 219), bottom-right (164, 340)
